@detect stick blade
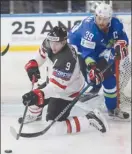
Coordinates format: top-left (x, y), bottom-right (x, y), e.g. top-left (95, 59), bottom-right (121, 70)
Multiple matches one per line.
top-left (1, 43), bottom-right (10, 56)
top-left (79, 93), bottom-right (98, 102)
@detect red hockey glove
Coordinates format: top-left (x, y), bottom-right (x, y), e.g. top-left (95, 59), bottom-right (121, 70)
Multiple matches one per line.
top-left (22, 89), bottom-right (45, 107)
top-left (25, 60), bottom-right (40, 82)
top-left (88, 63), bottom-right (104, 85)
top-left (114, 40), bottom-right (128, 60)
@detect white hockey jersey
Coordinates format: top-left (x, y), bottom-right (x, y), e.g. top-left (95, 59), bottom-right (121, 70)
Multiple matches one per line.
top-left (34, 39), bottom-right (85, 100)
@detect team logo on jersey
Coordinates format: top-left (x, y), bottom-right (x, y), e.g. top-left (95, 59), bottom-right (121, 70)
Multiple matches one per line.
top-left (106, 39), bottom-right (116, 48)
top-left (81, 38), bottom-right (96, 49)
top-left (53, 69), bottom-right (72, 81)
top-left (101, 39), bottom-right (116, 48)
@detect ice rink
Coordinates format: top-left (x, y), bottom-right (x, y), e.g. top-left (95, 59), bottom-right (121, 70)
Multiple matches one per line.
top-left (1, 52), bottom-right (131, 154)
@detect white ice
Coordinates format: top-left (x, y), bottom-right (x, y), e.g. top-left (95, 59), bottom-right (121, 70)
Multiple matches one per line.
top-left (1, 52), bottom-right (131, 154)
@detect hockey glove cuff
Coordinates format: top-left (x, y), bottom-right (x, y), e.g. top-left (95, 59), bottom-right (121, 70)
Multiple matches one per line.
top-left (25, 60), bottom-right (40, 82)
top-left (88, 63), bottom-right (104, 85)
top-left (22, 89), bottom-right (45, 107)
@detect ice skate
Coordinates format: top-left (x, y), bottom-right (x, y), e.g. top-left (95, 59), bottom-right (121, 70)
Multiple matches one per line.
top-left (18, 111), bottom-right (42, 124)
top-left (86, 109), bottom-right (108, 133)
top-left (108, 108), bottom-right (130, 119)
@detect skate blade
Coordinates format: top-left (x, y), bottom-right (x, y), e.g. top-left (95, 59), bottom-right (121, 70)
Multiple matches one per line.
top-left (94, 109), bottom-right (109, 132)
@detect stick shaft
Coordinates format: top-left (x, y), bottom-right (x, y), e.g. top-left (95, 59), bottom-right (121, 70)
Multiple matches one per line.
top-left (16, 76), bottom-right (35, 140)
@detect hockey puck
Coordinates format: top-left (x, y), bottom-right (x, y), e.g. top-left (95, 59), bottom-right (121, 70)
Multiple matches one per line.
top-left (4, 150), bottom-right (12, 153)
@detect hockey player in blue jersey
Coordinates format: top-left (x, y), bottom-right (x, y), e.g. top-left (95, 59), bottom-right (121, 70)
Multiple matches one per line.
top-left (68, 3), bottom-right (130, 119)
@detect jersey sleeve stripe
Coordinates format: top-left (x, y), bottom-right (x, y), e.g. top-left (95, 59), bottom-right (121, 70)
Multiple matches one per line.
top-left (49, 78), bottom-right (67, 89)
top-left (69, 91), bottom-right (80, 98)
top-left (39, 48), bottom-right (46, 59)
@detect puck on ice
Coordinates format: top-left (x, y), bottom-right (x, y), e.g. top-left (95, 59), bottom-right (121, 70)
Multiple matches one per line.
top-left (4, 150), bottom-right (12, 153)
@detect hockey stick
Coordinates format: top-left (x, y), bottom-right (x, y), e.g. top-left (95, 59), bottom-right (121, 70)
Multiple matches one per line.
top-left (13, 82), bottom-right (94, 138)
top-left (79, 93), bottom-right (99, 102)
top-left (11, 76), bottom-right (36, 140)
top-left (10, 60), bottom-right (114, 138)
top-left (1, 43), bottom-right (10, 56)
top-left (79, 85), bottom-right (100, 102)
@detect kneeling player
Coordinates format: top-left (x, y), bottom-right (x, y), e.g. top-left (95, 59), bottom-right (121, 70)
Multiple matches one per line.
top-left (18, 26), bottom-right (108, 135)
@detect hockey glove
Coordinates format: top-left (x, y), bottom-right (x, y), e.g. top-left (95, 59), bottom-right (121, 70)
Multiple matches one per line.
top-left (114, 40), bottom-right (128, 60)
top-left (25, 60), bottom-right (40, 82)
top-left (22, 89), bottom-right (45, 107)
top-left (88, 62), bottom-right (104, 85)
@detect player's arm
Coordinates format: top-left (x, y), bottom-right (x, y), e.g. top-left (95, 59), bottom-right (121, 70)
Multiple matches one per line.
top-left (81, 43), bottom-right (106, 86)
top-left (81, 37), bottom-right (110, 86)
top-left (22, 58), bottom-right (77, 108)
top-left (68, 21), bottom-right (83, 50)
top-left (34, 40), bottom-right (48, 66)
top-left (25, 39), bottom-right (48, 82)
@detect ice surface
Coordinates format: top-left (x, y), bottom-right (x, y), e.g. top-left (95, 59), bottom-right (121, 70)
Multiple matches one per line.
top-left (1, 52), bottom-right (131, 154)
top-left (1, 102), bottom-right (131, 154)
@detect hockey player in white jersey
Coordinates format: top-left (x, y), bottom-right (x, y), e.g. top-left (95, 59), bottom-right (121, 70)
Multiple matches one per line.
top-left (18, 26), bottom-right (108, 135)
top-left (68, 3), bottom-right (130, 119)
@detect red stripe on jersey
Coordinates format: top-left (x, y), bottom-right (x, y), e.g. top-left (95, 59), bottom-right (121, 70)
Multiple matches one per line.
top-left (69, 84), bottom-right (84, 98)
top-left (50, 78), bottom-right (67, 89)
top-left (39, 48), bottom-right (46, 59)
top-left (73, 117), bottom-right (80, 132)
top-left (69, 91), bottom-right (80, 98)
top-left (66, 119), bottom-right (72, 134)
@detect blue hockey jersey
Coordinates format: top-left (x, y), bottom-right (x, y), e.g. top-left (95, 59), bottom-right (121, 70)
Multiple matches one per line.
top-left (68, 16), bottom-right (129, 63)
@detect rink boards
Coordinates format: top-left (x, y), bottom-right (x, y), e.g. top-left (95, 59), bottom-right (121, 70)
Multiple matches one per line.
top-left (1, 13), bottom-right (131, 52)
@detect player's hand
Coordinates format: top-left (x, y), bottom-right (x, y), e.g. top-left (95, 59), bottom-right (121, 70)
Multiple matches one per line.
top-left (22, 89), bottom-right (44, 107)
top-left (114, 40), bottom-right (128, 60)
top-left (88, 63), bottom-right (104, 85)
top-left (25, 60), bottom-right (40, 82)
